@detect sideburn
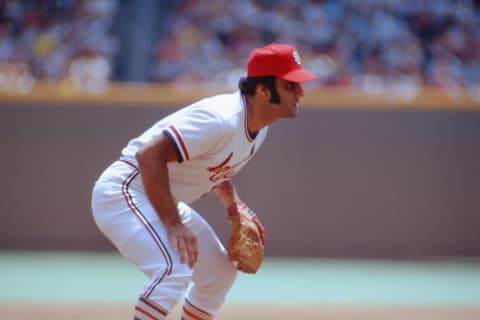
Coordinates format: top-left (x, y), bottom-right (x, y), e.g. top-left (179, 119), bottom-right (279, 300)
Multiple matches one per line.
top-left (266, 81), bottom-right (281, 104)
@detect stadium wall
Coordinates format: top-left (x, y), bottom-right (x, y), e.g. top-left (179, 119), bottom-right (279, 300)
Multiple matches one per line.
top-left (1, 84), bottom-right (479, 259)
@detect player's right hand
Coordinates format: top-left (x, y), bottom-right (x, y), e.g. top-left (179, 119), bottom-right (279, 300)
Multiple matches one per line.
top-left (166, 222), bottom-right (198, 269)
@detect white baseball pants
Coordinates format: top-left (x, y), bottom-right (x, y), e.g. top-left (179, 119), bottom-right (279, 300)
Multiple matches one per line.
top-left (91, 160), bottom-right (237, 316)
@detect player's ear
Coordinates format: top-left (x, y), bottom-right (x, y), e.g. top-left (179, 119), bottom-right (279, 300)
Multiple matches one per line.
top-left (256, 83), bottom-right (271, 101)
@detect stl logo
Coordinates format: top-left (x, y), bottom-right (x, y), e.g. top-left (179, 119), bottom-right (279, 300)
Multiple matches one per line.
top-left (207, 146), bottom-right (255, 182)
top-left (293, 50), bottom-right (301, 65)
top-left (207, 152), bottom-right (233, 174)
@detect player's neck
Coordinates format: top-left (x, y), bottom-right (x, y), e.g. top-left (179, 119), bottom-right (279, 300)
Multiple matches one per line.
top-left (245, 96), bottom-right (274, 136)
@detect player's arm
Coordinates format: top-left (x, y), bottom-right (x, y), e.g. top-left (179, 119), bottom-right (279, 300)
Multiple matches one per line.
top-left (213, 180), bottom-right (265, 244)
top-left (213, 180), bottom-right (266, 273)
top-left (136, 133), bottom-right (198, 268)
top-left (212, 180), bottom-right (242, 209)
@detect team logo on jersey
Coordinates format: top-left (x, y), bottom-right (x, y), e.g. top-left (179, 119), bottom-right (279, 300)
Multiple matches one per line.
top-left (207, 146), bottom-right (255, 182)
top-left (207, 152), bottom-right (233, 173)
top-left (293, 50), bottom-right (301, 65)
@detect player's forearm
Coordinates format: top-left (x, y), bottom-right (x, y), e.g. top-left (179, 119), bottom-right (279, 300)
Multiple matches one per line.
top-left (212, 180), bottom-right (242, 208)
top-left (136, 145), bottom-right (181, 226)
top-left (141, 163), bottom-right (180, 225)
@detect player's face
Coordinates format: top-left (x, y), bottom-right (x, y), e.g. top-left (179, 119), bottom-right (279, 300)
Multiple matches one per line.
top-left (271, 78), bottom-right (305, 118)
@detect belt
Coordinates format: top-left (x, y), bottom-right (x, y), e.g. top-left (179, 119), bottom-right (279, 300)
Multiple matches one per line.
top-left (119, 158), bottom-right (138, 169)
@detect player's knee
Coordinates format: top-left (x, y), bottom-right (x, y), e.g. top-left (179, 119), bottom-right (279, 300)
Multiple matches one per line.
top-left (186, 265), bottom-right (237, 316)
top-left (144, 267), bottom-right (192, 311)
top-left (204, 260), bottom-right (237, 294)
top-left (219, 262), bottom-right (237, 290)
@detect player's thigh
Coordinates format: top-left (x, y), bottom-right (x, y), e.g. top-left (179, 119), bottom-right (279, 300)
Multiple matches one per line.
top-left (178, 203), bottom-right (236, 288)
top-left (92, 169), bottom-right (186, 279)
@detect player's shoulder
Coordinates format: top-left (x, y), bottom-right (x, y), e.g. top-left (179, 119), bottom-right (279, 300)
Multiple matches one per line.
top-left (160, 91), bottom-right (243, 133)
top-left (197, 91), bottom-right (243, 120)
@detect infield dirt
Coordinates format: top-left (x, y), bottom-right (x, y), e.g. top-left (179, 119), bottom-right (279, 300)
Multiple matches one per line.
top-left (2, 302), bottom-right (480, 320)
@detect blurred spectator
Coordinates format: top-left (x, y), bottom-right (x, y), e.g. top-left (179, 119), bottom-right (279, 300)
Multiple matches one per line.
top-left (150, 0), bottom-right (480, 99)
top-left (0, 0), bottom-right (118, 94)
top-left (67, 47), bottom-right (111, 95)
top-left (1, 0), bottom-right (479, 100)
top-left (0, 57), bottom-right (35, 95)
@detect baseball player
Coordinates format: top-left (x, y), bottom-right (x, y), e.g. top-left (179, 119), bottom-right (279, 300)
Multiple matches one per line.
top-left (91, 43), bottom-right (317, 320)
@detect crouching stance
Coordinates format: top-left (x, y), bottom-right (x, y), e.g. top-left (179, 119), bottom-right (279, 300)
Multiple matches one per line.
top-left (91, 43), bottom-right (317, 318)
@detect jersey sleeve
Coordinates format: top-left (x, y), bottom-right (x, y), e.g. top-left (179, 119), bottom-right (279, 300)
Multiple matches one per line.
top-left (163, 107), bottom-right (231, 163)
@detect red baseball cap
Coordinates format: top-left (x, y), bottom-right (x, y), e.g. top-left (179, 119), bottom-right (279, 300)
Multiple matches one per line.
top-left (247, 43), bottom-right (318, 82)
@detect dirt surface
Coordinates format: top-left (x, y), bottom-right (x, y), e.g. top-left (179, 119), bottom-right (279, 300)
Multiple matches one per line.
top-left (2, 302), bottom-right (480, 320)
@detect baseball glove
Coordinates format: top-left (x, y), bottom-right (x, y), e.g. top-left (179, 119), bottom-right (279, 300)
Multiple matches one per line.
top-left (227, 202), bottom-right (265, 274)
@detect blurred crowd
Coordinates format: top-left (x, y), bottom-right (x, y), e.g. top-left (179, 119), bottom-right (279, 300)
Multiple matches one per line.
top-left (151, 0), bottom-right (480, 98)
top-left (0, 0), bottom-right (117, 94)
top-left (1, 0), bottom-right (479, 99)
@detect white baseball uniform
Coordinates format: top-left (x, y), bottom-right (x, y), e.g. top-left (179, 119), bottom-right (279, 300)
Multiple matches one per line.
top-left (91, 91), bottom-right (268, 317)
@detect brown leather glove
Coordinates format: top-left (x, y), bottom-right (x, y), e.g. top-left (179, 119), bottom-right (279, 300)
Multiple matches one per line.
top-left (227, 202), bottom-right (265, 274)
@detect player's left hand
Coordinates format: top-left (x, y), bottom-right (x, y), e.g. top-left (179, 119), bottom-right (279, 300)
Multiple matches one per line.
top-left (227, 202), bottom-right (265, 274)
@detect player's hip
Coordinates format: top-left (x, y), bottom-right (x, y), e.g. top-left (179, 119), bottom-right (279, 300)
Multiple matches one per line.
top-left (91, 160), bottom-right (145, 219)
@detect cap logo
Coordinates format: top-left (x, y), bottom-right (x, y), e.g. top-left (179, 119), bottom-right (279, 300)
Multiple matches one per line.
top-left (292, 50), bottom-right (301, 65)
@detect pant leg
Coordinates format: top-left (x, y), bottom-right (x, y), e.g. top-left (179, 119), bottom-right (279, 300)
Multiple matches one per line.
top-left (91, 161), bottom-right (191, 313)
top-left (179, 203), bottom-right (237, 316)
top-left (91, 161), bottom-right (236, 316)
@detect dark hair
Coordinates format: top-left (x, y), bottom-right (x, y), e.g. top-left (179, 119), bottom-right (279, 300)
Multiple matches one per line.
top-left (238, 76), bottom-right (280, 103)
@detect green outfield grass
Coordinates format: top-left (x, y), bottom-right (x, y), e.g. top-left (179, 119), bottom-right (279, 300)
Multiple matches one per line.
top-left (1, 251), bottom-right (480, 305)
